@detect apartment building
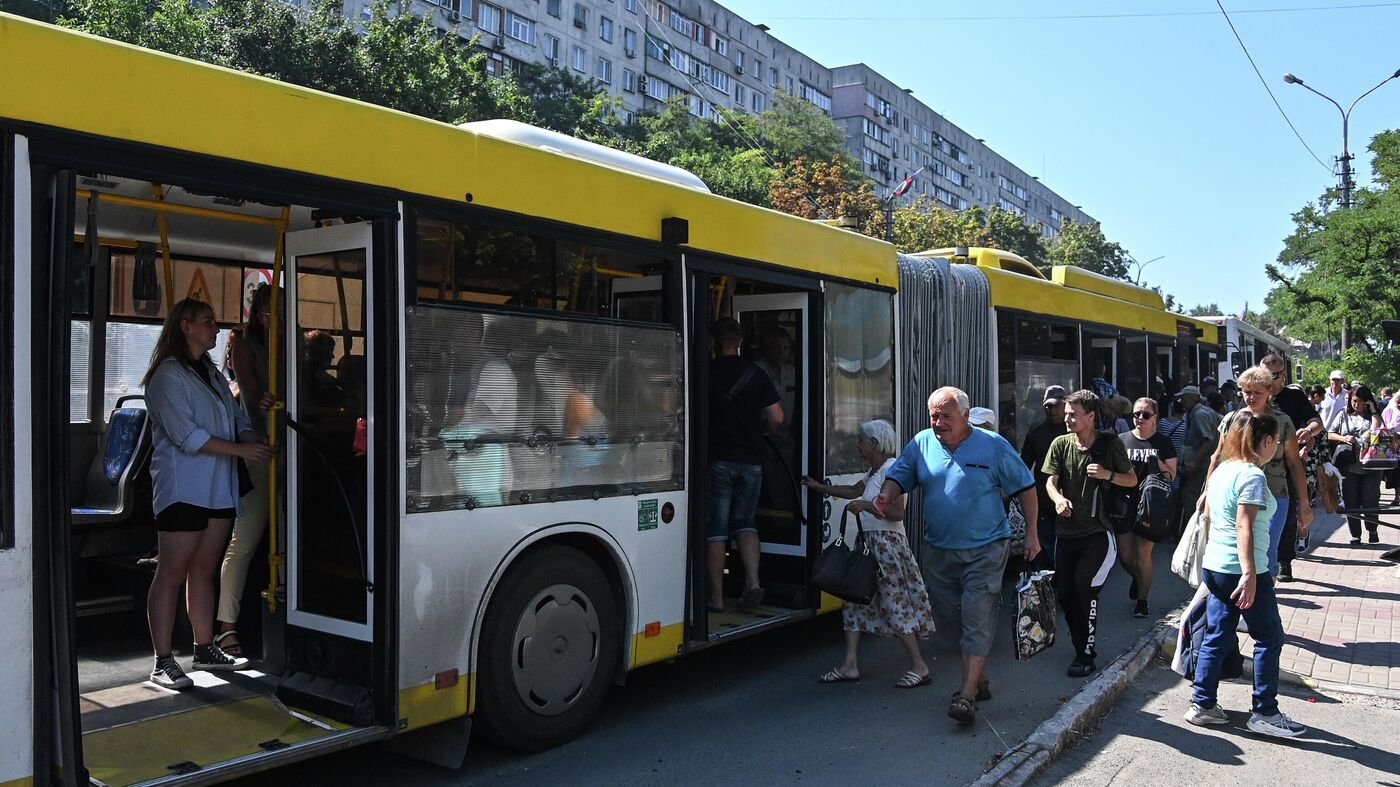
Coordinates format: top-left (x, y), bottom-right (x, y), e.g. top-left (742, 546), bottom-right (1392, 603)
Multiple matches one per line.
top-left (347, 0), bottom-right (1091, 229)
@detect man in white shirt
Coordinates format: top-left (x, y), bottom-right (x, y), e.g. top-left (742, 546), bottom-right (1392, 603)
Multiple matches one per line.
top-left (1320, 370), bottom-right (1347, 427)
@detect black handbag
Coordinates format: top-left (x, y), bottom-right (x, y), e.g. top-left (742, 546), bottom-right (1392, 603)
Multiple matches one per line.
top-left (812, 509), bottom-right (879, 605)
top-left (1089, 433), bottom-right (1136, 535)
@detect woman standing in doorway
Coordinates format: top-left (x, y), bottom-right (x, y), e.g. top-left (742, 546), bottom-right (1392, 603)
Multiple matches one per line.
top-left (143, 298), bottom-right (269, 688)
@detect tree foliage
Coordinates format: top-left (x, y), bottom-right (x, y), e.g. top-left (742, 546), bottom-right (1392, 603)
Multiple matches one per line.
top-left (769, 157), bottom-right (883, 236)
top-left (1266, 129), bottom-right (1400, 386)
top-left (1186, 303), bottom-right (1222, 317)
top-left (890, 202), bottom-right (1048, 267)
top-left (1045, 219), bottom-right (1130, 280)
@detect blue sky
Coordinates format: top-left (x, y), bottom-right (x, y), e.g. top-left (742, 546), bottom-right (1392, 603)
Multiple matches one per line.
top-left (719, 0), bottom-right (1400, 314)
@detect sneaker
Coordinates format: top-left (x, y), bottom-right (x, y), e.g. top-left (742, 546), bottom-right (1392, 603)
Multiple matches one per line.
top-left (1278, 564), bottom-right (1294, 582)
top-left (1134, 599), bottom-right (1150, 618)
top-left (1247, 711), bottom-right (1306, 738)
top-left (1067, 656), bottom-right (1097, 677)
top-left (193, 642), bottom-right (250, 671)
top-left (150, 655), bottom-right (193, 689)
top-left (1184, 703), bottom-right (1228, 726)
top-left (1350, 537), bottom-right (1362, 545)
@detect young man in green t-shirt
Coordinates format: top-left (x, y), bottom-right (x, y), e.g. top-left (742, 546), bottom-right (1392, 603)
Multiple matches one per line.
top-left (1043, 390), bottom-right (1137, 677)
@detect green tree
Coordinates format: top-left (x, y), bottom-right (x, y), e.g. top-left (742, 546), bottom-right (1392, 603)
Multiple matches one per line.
top-left (1046, 218), bottom-right (1131, 280)
top-left (769, 156), bottom-right (882, 236)
top-left (1186, 303), bottom-right (1222, 317)
top-left (890, 202), bottom-right (1048, 267)
top-left (1266, 128), bottom-right (1400, 385)
top-left (755, 91), bottom-right (854, 171)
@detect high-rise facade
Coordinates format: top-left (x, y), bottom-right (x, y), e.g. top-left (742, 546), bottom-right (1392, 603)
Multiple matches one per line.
top-left (349, 0), bottom-right (1093, 231)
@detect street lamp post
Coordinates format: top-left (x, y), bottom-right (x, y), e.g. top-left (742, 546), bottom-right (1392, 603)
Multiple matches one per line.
top-left (1282, 68), bottom-right (1400, 354)
top-left (1130, 255), bottom-right (1164, 285)
top-left (1282, 69), bottom-right (1400, 209)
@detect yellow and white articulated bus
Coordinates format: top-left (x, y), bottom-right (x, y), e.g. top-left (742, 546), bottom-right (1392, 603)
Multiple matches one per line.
top-left (0, 14), bottom-right (1219, 786)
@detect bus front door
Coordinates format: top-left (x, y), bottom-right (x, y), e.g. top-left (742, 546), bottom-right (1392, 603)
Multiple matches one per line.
top-left (280, 222), bottom-right (379, 725)
top-left (730, 293), bottom-right (812, 614)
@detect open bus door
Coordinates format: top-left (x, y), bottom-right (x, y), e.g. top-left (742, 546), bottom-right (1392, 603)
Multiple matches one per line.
top-left (278, 223), bottom-right (381, 724)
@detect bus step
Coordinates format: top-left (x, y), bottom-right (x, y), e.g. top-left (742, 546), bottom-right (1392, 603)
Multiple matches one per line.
top-left (75, 594), bottom-right (134, 618)
top-left (276, 671), bottom-right (375, 728)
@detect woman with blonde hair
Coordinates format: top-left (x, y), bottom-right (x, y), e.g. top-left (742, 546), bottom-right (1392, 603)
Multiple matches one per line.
top-left (1117, 397), bottom-right (1176, 619)
top-left (143, 299), bottom-right (272, 688)
top-left (803, 419), bottom-right (936, 688)
top-left (1185, 411), bottom-right (1305, 738)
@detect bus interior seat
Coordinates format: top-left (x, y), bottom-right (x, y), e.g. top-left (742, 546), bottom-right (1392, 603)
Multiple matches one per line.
top-left (71, 396), bottom-right (151, 528)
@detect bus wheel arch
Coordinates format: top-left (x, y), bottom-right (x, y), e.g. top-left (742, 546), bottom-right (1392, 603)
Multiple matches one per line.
top-left (473, 536), bottom-right (629, 751)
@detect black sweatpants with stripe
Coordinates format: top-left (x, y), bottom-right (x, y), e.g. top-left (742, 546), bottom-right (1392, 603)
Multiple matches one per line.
top-left (1055, 530), bottom-right (1117, 660)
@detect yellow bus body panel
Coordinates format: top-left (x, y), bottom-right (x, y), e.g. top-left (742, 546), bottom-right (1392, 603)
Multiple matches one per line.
top-left (0, 14), bottom-right (895, 287)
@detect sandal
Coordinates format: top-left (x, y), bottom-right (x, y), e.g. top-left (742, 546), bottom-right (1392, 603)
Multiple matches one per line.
top-left (948, 692), bottom-right (977, 725)
top-left (895, 671), bottom-right (930, 689)
top-left (214, 629), bottom-right (244, 658)
top-left (818, 667), bottom-right (859, 683)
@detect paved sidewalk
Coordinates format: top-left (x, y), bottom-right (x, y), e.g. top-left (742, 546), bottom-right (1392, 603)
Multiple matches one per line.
top-left (1275, 505), bottom-right (1400, 694)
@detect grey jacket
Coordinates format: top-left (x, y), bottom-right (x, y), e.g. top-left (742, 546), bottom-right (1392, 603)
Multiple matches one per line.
top-left (146, 356), bottom-right (252, 516)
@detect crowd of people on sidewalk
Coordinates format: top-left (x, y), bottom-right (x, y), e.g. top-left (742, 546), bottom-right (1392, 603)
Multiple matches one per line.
top-left (809, 355), bottom-right (1397, 739)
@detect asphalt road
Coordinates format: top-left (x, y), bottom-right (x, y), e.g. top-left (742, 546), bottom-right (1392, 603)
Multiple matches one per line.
top-left (241, 547), bottom-right (1191, 786)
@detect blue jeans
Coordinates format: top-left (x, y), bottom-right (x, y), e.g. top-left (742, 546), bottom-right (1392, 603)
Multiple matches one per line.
top-left (1191, 568), bottom-right (1285, 716)
top-left (1266, 495), bottom-right (1289, 576)
top-left (705, 461), bottom-right (763, 542)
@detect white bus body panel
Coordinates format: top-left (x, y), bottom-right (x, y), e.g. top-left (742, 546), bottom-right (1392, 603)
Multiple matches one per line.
top-left (0, 136), bottom-right (35, 784)
top-left (396, 490), bottom-right (688, 694)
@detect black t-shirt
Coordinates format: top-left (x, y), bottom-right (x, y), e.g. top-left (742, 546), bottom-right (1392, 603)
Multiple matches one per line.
top-left (1119, 430), bottom-right (1176, 512)
top-left (1274, 386), bottom-right (1319, 430)
top-left (1021, 420), bottom-right (1066, 510)
top-left (707, 355), bottom-right (781, 465)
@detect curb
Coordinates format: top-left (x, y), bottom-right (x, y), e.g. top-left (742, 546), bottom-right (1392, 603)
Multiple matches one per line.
top-left (969, 615), bottom-right (1178, 787)
top-left (1279, 670), bottom-right (1400, 701)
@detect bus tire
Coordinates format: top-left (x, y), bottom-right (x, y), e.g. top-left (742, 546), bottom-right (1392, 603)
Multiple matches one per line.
top-left (476, 544), bottom-right (620, 751)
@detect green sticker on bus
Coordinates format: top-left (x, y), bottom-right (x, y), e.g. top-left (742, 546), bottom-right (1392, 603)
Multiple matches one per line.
top-left (638, 499), bottom-right (659, 531)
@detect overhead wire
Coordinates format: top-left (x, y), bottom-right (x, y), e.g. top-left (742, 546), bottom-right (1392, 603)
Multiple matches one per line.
top-left (642, 7), bottom-right (832, 216)
top-left (755, 3), bottom-right (1400, 22)
top-left (1214, 1), bottom-right (1333, 171)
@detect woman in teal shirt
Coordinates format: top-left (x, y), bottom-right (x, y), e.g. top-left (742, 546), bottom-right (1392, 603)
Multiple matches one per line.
top-left (1185, 411), bottom-right (1306, 738)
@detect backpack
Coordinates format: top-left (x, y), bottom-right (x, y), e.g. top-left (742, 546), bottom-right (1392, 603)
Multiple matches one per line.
top-left (1088, 432), bottom-right (1135, 535)
top-left (1133, 454), bottom-right (1174, 543)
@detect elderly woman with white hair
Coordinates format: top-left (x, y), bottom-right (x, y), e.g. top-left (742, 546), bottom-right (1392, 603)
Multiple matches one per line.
top-left (802, 419), bottom-right (936, 688)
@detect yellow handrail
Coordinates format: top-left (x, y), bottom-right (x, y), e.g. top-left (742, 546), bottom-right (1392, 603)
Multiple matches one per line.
top-left (149, 184), bottom-right (175, 309)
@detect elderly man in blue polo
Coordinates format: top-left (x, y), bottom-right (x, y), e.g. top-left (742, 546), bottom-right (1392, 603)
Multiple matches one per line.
top-left (873, 386), bottom-right (1039, 726)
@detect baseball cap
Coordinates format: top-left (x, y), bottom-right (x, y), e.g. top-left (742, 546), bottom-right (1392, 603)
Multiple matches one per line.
top-left (1201, 376), bottom-right (1217, 387)
top-left (1043, 385), bottom-right (1067, 406)
top-left (969, 407), bottom-right (997, 429)
top-left (1178, 385), bottom-right (1201, 398)
top-left (1329, 369), bottom-right (1345, 380)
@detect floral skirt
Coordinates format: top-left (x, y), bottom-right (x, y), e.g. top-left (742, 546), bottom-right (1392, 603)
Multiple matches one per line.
top-left (841, 530), bottom-right (937, 638)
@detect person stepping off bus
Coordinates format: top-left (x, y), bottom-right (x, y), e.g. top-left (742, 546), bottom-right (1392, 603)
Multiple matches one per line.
top-left (874, 387), bottom-right (1039, 725)
top-left (705, 318), bottom-right (783, 614)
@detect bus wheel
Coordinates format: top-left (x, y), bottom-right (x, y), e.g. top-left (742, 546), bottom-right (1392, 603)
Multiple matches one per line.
top-left (477, 545), bottom-right (619, 751)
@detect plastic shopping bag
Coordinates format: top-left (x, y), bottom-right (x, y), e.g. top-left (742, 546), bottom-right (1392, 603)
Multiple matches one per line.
top-left (1013, 570), bottom-right (1057, 661)
top-left (1171, 510), bottom-right (1209, 587)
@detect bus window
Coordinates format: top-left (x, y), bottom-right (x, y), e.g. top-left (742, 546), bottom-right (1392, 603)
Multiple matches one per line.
top-left (823, 283), bottom-right (894, 475)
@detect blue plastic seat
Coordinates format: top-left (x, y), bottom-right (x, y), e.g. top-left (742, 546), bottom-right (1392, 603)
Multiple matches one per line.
top-left (71, 397), bottom-right (151, 526)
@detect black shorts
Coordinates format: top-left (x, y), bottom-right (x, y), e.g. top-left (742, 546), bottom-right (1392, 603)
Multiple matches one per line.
top-left (156, 502), bottom-right (235, 532)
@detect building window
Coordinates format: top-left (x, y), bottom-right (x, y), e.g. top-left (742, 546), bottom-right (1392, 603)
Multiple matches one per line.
top-left (573, 3), bottom-right (587, 29)
top-left (625, 0), bottom-right (638, 12)
top-left (768, 66), bottom-right (779, 87)
top-left (711, 35), bottom-right (728, 56)
top-left (735, 83), bottom-right (746, 106)
top-left (735, 50), bottom-right (745, 71)
top-left (784, 75), bottom-right (793, 93)
top-left (571, 45), bottom-right (587, 72)
top-left (542, 33), bottom-right (560, 64)
top-left (505, 11), bottom-right (534, 44)
top-left (751, 90), bottom-right (765, 112)
top-left (596, 56), bottom-right (612, 83)
top-left (477, 1), bottom-right (502, 34)
top-left (645, 33), bottom-right (666, 62)
top-left (599, 15), bottom-right (613, 42)
top-left (622, 68), bottom-right (636, 92)
top-left (623, 27), bottom-right (637, 56)
top-left (546, 0), bottom-right (560, 18)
